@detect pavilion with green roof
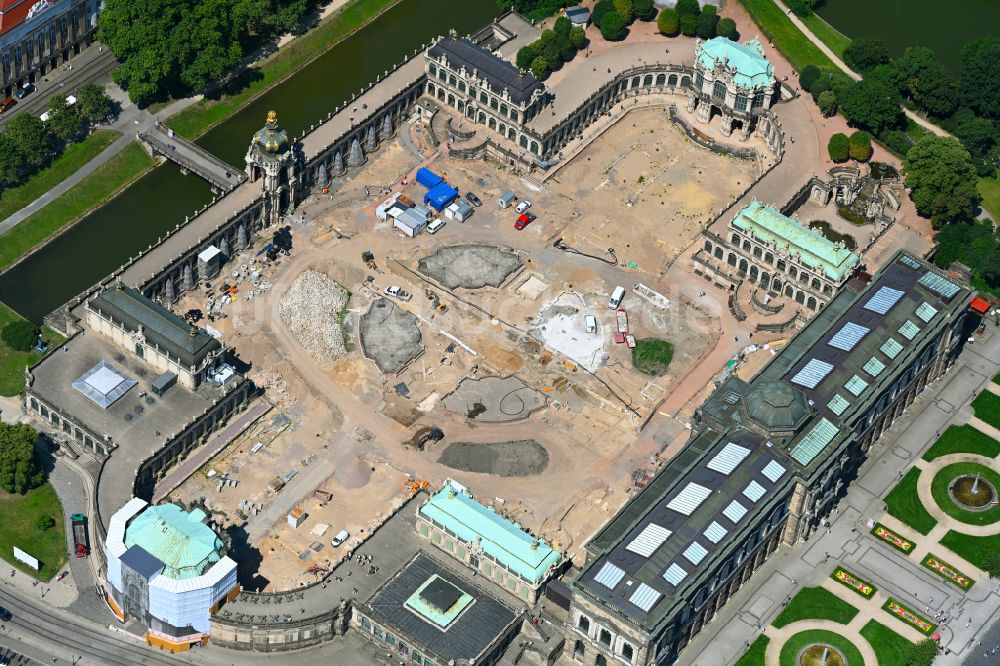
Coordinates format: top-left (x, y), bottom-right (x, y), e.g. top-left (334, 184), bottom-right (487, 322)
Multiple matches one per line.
top-left (690, 37), bottom-right (779, 140)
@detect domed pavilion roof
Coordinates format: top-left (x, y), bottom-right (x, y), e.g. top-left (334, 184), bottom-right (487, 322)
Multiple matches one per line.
top-left (696, 37), bottom-right (775, 89)
top-left (253, 110), bottom-right (289, 155)
top-left (743, 379), bottom-right (809, 431)
top-left (124, 504), bottom-right (224, 579)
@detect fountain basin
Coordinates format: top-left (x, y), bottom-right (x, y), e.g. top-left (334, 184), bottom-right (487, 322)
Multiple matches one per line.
top-left (798, 643), bottom-right (846, 666)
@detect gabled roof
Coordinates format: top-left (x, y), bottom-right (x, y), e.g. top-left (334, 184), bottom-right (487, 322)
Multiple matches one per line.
top-left (732, 201), bottom-right (859, 281)
top-left (696, 37), bottom-right (775, 89)
top-left (89, 283), bottom-right (221, 368)
top-left (428, 37), bottom-right (544, 105)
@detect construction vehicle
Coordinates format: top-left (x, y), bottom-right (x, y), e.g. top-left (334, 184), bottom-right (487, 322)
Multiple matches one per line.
top-left (71, 513), bottom-right (90, 557)
top-left (362, 250), bottom-right (377, 271)
top-left (405, 479), bottom-right (430, 495)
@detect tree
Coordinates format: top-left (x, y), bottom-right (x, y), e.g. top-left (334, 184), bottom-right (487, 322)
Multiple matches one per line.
top-left (600, 11), bottom-right (628, 41)
top-left (716, 17), bottom-right (737, 41)
top-left (557, 34), bottom-right (575, 63)
top-left (839, 77), bottom-right (903, 135)
top-left (76, 83), bottom-right (115, 124)
top-left (516, 44), bottom-right (537, 71)
top-left (934, 220), bottom-right (1000, 287)
top-left (984, 548), bottom-right (1000, 579)
top-left (0, 132), bottom-right (26, 185)
top-left (887, 46), bottom-right (937, 96)
top-left (569, 26), bottom-right (587, 50)
top-left (910, 63), bottom-right (959, 118)
top-left (799, 64), bottom-right (821, 92)
top-left (902, 639), bottom-right (939, 666)
top-left (960, 36), bottom-right (1000, 119)
top-left (530, 56), bottom-right (549, 80)
top-left (810, 75), bottom-right (832, 101)
top-left (849, 130), bottom-right (873, 161)
top-left (695, 6), bottom-right (717, 39)
top-left (539, 28), bottom-right (557, 47)
top-left (828, 133), bottom-right (850, 162)
top-left (34, 514), bottom-right (55, 531)
top-left (788, 0), bottom-right (815, 18)
top-left (817, 90), bottom-right (838, 117)
top-left (1, 319), bottom-right (40, 351)
top-left (553, 15), bottom-right (572, 37)
top-left (675, 0), bottom-right (699, 17)
top-left (657, 8), bottom-right (679, 36)
top-left (843, 37), bottom-right (891, 73)
top-left (5, 114), bottom-right (50, 167)
top-left (634, 0), bottom-right (657, 21)
top-left (612, 0), bottom-right (634, 23)
top-left (542, 39), bottom-right (561, 69)
top-left (0, 422), bottom-right (43, 495)
top-left (592, 0), bottom-right (615, 27)
top-left (954, 116), bottom-right (998, 176)
top-left (47, 97), bottom-right (84, 143)
top-left (679, 13), bottom-right (698, 37)
top-left (903, 136), bottom-right (981, 226)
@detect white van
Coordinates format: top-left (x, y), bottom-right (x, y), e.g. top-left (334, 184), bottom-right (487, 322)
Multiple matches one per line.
top-left (585, 315), bottom-right (598, 333)
top-left (609, 286), bottom-right (625, 309)
top-left (330, 529), bottom-right (350, 547)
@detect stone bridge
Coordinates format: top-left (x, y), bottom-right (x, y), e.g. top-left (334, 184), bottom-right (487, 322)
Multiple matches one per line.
top-left (138, 123), bottom-right (246, 193)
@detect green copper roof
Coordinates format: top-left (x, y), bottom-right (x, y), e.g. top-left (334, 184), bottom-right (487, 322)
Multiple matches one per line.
top-left (420, 482), bottom-right (561, 583)
top-left (696, 37), bottom-right (775, 89)
top-left (732, 201), bottom-right (860, 281)
top-left (124, 504), bottom-right (224, 579)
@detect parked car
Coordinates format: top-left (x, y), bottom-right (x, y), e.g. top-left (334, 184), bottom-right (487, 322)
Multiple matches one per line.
top-left (465, 192), bottom-right (482, 207)
top-left (515, 211), bottom-right (536, 230)
top-left (330, 530), bottom-right (350, 547)
top-left (515, 200), bottom-right (532, 214)
top-left (15, 83), bottom-right (34, 99)
top-left (0, 97), bottom-right (16, 113)
top-left (0, 606), bottom-right (11, 622)
top-left (427, 217), bottom-right (446, 234)
top-left (384, 285), bottom-right (412, 301)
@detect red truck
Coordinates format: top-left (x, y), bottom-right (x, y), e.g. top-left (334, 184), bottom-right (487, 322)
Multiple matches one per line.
top-left (71, 513), bottom-right (90, 557)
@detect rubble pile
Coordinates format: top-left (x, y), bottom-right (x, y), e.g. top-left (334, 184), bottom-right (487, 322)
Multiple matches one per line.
top-left (279, 270), bottom-right (350, 368)
top-left (247, 367), bottom-right (294, 409)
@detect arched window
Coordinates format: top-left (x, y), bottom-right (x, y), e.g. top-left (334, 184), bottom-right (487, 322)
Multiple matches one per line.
top-left (807, 296), bottom-right (818, 310)
top-left (447, 94), bottom-right (456, 108)
top-left (735, 94), bottom-right (748, 111)
top-left (742, 240), bottom-right (751, 251)
top-left (738, 258), bottom-right (749, 274)
top-left (596, 655), bottom-right (608, 666)
top-left (508, 127), bottom-right (516, 140)
top-left (751, 91), bottom-right (765, 109)
top-left (574, 641), bottom-right (585, 658)
top-left (644, 74), bottom-right (653, 86)
top-left (530, 140), bottom-right (539, 153)
top-left (437, 88), bottom-right (445, 101)
top-left (631, 76), bottom-right (640, 88)
top-left (519, 135), bottom-right (528, 148)
top-left (795, 291), bottom-right (805, 304)
top-left (598, 629), bottom-right (612, 647)
top-left (656, 73), bottom-right (666, 86)
top-left (705, 240), bottom-right (713, 253)
top-left (428, 64), bottom-right (437, 76)
top-left (488, 117), bottom-right (497, 130)
top-left (426, 82), bottom-right (435, 95)
top-left (753, 246), bottom-right (762, 258)
top-left (811, 277), bottom-right (821, 290)
top-left (668, 74), bottom-right (678, 87)
top-left (727, 253), bottom-right (738, 267)
top-left (749, 266), bottom-right (759, 281)
top-left (480, 91), bottom-right (488, 104)
top-left (578, 615), bottom-right (590, 632)
top-left (437, 69), bottom-right (446, 81)
top-left (448, 74), bottom-right (456, 87)
top-left (731, 232), bottom-right (740, 244)
top-left (765, 252), bottom-right (774, 264)
top-left (695, 72), bottom-right (704, 89)
top-left (490, 97), bottom-right (499, 111)
top-left (714, 247), bottom-right (724, 260)
top-left (458, 81), bottom-right (466, 93)
top-left (713, 81), bottom-right (726, 100)
top-left (681, 76), bottom-right (691, 88)
top-left (622, 643), bottom-right (635, 661)
top-left (500, 103), bottom-right (509, 116)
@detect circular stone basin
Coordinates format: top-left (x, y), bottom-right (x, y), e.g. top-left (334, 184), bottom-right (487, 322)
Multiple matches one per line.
top-left (798, 644), bottom-right (846, 666)
top-left (950, 474), bottom-right (997, 511)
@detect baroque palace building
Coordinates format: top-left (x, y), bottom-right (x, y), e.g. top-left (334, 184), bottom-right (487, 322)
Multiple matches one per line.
top-left (563, 251), bottom-right (979, 665)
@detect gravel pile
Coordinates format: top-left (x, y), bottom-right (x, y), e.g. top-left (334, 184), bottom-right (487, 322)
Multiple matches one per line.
top-left (279, 270), bottom-right (350, 368)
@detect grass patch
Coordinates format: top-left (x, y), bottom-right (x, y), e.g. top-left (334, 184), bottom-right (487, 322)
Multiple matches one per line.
top-left (0, 130), bottom-right (120, 222)
top-left (799, 13), bottom-right (851, 59)
top-left (738, 0), bottom-right (839, 74)
top-left (166, 0), bottom-right (399, 139)
top-left (884, 468), bottom-right (937, 535)
top-left (778, 629), bottom-right (864, 666)
top-left (859, 620), bottom-right (915, 666)
top-left (0, 301), bottom-right (64, 396)
top-left (923, 424), bottom-right (1000, 461)
top-left (772, 586), bottom-right (858, 628)
top-left (831, 566), bottom-right (877, 599)
top-left (0, 142), bottom-right (155, 273)
top-left (882, 597), bottom-right (937, 635)
top-left (921, 553), bottom-right (975, 590)
top-left (871, 521), bottom-right (917, 553)
top-left (939, 530), bottom-right (1000, 570)
top-left (631, 338), bottom-right (673, 376)
top-left (0, 483), bottom-right (68, 581)
top-left (930, 462), bottom-right (1000, 526)
top-left (734, 635), bottom-right (769, 666)
top-left (993, 371), bottom-right (1000, 386)
top-left (972, 391), bottom-right (1000, 431)
top-left (978, 174), bottom-right (1000, 222)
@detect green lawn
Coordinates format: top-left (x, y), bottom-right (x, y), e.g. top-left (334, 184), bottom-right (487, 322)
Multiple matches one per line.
top-left (884, 468), bottom-right (938, 535)
top-left (772, 586), bottom-right (858, 628)
top-left (972, 391), bottom-right (1000, 431)
top-left (166, 0), bottom-right (399, 139)
top-left (939, 531), bottom-right (1000, 570)
top-left (738, 0), bottom-right (839, 74)
top-left (0, 482), bottom-right (68, 581)
top-left (778, 629), bottom-right (864, 666)
top-left (979, 174), bottom-right (1000, 222)
top-left (930, 462), bottom-right (1000, 526)
top-left (0, 301), bottom-right (64, 396)
top-left (993, 371), bottom-right (1000, 386)
top-left (631, 338), bottom-right (673, 376)
top-left (859, 620), bottom-right (914, 666)
top-left (734, 635), bottom-right (769, 666)
top-left (0, 142), bottom-right (155, 272)
top-left (799, 13), bottom-right (851, 59)
top-left (923, 424), bottom-right (1000, 461)
top-left (0, 130), bottom-right (120, 223)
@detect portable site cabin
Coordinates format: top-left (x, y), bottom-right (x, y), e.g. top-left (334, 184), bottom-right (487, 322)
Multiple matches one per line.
top-left (444, 200), bottom-right (474, 222)
top-left (393, 208), bottom-right (427, 237)
top-left (376, 193), bottom-right (402, 221)
top-left (197, 246), bottom-right (224, 280)
top-left (415, 168), bottom-right (443, 188)
top-left (499, 191), bottom-right (517, 208)
top-left (424, 182), bottom-right (459, 211)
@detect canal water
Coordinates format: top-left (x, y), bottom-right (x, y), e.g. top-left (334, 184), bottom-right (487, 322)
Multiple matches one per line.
top-left (1, 0), bottom-right (499, 323)
top-left (816, 0), bottom-right (1000, 73)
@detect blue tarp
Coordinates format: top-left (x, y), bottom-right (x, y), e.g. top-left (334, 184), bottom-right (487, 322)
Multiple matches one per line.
top-left (424, 183), bottom-right (459, 211)
top-left (415, 168), bottom-right (443, 189)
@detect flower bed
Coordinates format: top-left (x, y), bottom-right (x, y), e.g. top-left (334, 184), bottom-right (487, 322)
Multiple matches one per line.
top-left (922, 553), bottom-right (975, 590)
top-left (882, 597), bottom-right (937, 635)
top-left (831, 566), bottom-right (877, 599)
top-left (870, 522), bottom-right (916, 554)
